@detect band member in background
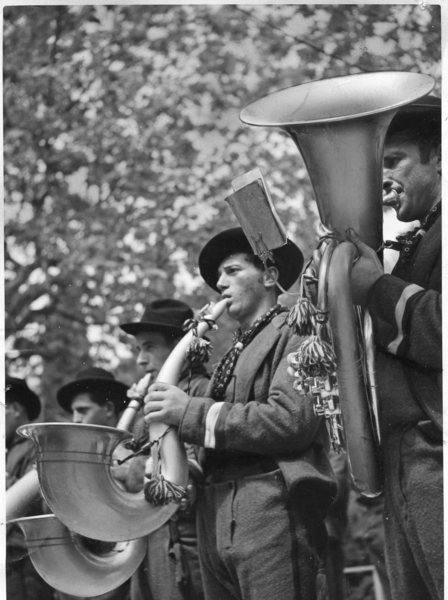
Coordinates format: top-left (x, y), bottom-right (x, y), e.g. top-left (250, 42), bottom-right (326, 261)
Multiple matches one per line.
top-left (120, 298), bottom-right (209, 600)
top-left (5, 375), bottom-right (54, 600)
top-left (346, 96), bottom-right (442, 600)
top-left (55, 367), bottom-right (131, 600)
top-left (143, 228), bottom-right (337, 600)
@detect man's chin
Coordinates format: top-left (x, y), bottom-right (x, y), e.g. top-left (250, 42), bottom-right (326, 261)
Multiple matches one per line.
top-left (226, 303), bottom-right (239, 320)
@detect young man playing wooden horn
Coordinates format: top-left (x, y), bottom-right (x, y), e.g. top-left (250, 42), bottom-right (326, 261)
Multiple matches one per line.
top-left (143, 228), bottom-right (336, 600)
top-left (5, 375), bottom-right (54, 600)
top-left (346, 96), bottom-right (442, 600)
top-left (120, 298), bottom-right (209, 600)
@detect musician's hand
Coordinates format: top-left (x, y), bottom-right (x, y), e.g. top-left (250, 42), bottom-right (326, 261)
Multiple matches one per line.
top-left (179, 477), bottom-right (198, 514)
top-left (111, 455), bottom-right (147, 493)
top-left (143, 383), bottom-right (190, 427)
top-left (345, 228), bottom-right (384, 305)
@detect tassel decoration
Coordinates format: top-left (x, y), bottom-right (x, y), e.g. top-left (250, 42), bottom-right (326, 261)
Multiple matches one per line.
top-left (186, 337), bottom-right (213, 366)
top-left (287, 298), bottom-right (317, 335)
top-left (287, 335), bottom-right (336, 379)
top-left (144, 475), bottom-right (187, 506)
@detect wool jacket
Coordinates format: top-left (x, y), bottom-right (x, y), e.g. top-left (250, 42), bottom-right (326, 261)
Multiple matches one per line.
top-left (367, 214), bottom-right (441, 435)
top-left (179, 312), bottom-right (337, 511)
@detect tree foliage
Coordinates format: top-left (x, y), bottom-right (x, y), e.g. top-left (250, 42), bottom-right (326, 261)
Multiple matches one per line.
top-left (4, 4), bottom-right (441, 414)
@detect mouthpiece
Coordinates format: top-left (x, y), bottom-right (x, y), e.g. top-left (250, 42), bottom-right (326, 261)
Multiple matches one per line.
top-left (382, 187), bottom-right (402, 207)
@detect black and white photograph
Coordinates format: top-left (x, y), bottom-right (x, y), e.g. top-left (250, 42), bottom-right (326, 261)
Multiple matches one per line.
top-left (3, 3), bottom-right (444, 600)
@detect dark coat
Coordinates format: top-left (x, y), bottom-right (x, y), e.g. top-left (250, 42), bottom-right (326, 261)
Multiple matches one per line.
top-left (367, 214), bottom-right (441, 435)
top-left (179, 312), bottom-right (337, 511)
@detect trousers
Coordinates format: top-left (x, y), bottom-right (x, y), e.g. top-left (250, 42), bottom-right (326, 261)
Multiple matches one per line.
top-left (383, 425), bottom-right (443, 600)
top-left (130, 516), bottom-right (204, 600)
top-left (196, 468), bottom-right (327, 600)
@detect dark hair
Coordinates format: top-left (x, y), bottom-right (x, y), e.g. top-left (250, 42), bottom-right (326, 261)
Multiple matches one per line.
top-left (137, 327), bottom-right (182, 347)
top-left (234, 252), bottom-right (281, 297)
top-left (240, 252), bottom-right (265, 270)
top-left (386, 114), bottom-right (441, 164)
top-left (75, 390), bottom-right (121, 416)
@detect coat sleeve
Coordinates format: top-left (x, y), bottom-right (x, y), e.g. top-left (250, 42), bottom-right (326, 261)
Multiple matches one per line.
top-left (367, 273), bottom-right (442, 371)
top-left (178, 327), bottom-right (322, 456)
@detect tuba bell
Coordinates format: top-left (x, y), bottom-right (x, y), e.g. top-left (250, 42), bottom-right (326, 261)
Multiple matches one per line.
top-left (240, 71), bottom-right (434, 497)
top-left (7, 514), bottom-right (146, 597)
top-left (5, 377), bottom-right (152, 596)
top-left (11, 299), bottom-right (229, 541)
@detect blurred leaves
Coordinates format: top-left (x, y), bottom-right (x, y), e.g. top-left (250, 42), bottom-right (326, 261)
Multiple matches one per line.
top-left (4, 4), bottom-right (441, 412)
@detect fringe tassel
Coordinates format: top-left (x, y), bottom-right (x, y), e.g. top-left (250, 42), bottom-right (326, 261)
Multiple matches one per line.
top-left (287, 298), bottom-right (317, 335)
top-left (287, 335), bottom-right (336, 379)
top-left (144, 476), bottom-right (187, 506)
top-left (186, 337), bottom-right (213, 366)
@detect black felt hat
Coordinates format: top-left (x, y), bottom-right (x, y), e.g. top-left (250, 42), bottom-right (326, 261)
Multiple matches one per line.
top-left (6, 376), bottom-right (41, 421)
top-left (57, 367), bottom-right (129, 413)
top-left (388, 94), bottom-right (441, 137)
top-left (198, 227), bottom-right (304, 292)
top-left (120, 299), bottom-right (193, 337)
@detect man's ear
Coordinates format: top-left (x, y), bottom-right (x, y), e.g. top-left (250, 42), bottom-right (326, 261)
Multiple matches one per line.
top-left (11, 401), bottom-right (24, 418)
top-left (263, 266), bottom-right (279, 289)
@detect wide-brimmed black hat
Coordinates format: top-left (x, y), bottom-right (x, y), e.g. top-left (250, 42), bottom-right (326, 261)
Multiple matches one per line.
top-left (57, 367), bottom-right (129, 413)
top-left (6, 375), bottom-right (41, 421)
top-left (120, 299), bottom-right (193, 338)
top-left (199, 227), bottom-right (304, 292)
top-left (388, 94), bottom-right (441, 137)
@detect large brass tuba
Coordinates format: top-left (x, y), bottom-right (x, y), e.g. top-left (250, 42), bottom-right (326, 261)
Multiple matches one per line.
top-left (5, 378), bottom-right (152, 596)
top-left (9, 299), bottom-right (228, 542)
top-left (7, 515), bottom-right (146, 597)
top-left (6, 300), bottom-right (228, 595)
top-left (240, 71), bottom-right (434, 497)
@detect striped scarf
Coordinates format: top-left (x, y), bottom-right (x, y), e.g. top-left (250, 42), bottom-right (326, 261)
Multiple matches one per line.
top-left (210, 304), bottom-right (286, 400)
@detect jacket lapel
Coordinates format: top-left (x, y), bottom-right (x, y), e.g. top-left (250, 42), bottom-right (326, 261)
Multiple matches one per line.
top-left (233, 319), bottom-right (282, 404)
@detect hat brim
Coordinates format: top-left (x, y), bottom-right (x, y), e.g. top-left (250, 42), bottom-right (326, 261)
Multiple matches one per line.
top-left (57, 378), bottom-right (129, 413)
top-left (397, 95), bottom-right (441, 114)
top-left (388, 96), bottom-right (440, 140)
top-left (119, 321), bottom-right (185, 337)
top-left (199, 227), bottom-right (304, 292)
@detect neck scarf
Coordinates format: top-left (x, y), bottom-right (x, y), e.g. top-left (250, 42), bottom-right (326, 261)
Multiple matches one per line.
top-left (210, 304), bottom-right (286, 400)
top-left (384, 200), bottom-right (441, 263)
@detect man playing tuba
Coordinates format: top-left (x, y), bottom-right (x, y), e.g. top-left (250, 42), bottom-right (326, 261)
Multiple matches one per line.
top-left (5, 375), bottom-right (54, 600)
top-left (347, 96), bottom-right (442, 600)
top-left (55, 367), bottom-right (132, 600)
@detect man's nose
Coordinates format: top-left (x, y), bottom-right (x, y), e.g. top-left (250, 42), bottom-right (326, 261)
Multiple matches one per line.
top-left (72, 412), bottom-right (82, 424)
top-left (216, 273), bottom-right (228, 292)
top-left (137, 350), bottom-right (148, 368)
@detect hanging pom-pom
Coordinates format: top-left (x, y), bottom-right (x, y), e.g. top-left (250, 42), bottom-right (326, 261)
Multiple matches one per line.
top-left (144, 475), bottom-right (187, 506)
top-left (288, 336), bottom-right (336, 379)
top-left (186, 337), bottom-right (213, 366)
top-left (296, 336), bottom-right (337, 378)
top-left (287, 298), bottom-right (318, 335)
